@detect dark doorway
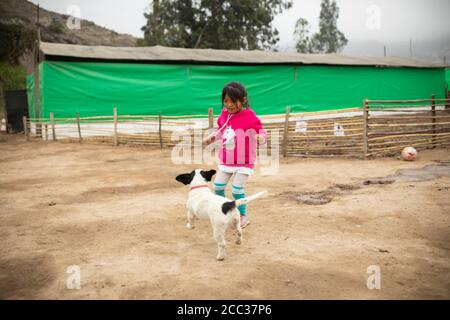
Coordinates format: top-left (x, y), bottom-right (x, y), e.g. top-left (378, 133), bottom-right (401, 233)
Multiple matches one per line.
top-left (5, 89), bottom-right (28, 133)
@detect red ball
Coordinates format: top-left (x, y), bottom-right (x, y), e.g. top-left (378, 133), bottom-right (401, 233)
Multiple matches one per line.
top-left (401, 147), bottom-right (417, 161)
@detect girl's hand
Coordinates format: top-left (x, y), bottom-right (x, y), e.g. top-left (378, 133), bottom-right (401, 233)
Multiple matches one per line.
top-left (255, 134), bottom-right (266, 144)
top-left (203, 134), bottom-right (215, 145)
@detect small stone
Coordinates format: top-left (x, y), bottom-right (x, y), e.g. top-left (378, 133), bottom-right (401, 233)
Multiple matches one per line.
top-left (284, 280), bottom-right (294, 286)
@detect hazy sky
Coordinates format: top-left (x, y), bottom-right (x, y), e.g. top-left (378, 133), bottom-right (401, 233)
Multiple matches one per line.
top-left (29, 0), bottom-right (450, 62)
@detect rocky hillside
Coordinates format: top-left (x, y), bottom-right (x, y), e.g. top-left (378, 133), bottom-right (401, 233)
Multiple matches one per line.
top-left (0, 0), bottom-right (139, 46)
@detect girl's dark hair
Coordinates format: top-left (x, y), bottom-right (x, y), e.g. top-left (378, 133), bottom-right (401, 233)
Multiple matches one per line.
top-left (221, 82), bottom-right (249, 108)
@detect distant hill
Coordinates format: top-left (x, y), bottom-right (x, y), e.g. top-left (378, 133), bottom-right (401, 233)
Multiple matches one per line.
top-left (0, 0), bottom-right (139, 47)
top-left (0, 0), bottom-right (141, 109)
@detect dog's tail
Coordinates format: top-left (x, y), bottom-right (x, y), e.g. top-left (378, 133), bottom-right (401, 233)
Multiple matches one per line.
top-left (221, 190), bottom-right (268, 214)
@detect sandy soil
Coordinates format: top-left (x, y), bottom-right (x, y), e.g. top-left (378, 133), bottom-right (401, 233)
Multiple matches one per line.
top-left (0, 134), bottom-right (449, 299)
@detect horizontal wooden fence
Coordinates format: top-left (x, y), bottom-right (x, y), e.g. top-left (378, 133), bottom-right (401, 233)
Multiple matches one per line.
top-left (365, 97), bottom-right (450, 157)
top-left (281, 107), bottom-right (365, 158)
top-left (23, 98), bottom-right (450, 158)
top-left (24, 111), bottom-right (212, 149)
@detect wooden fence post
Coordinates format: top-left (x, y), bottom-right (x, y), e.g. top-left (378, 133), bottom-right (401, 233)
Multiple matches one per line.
top-left (208, 108), bottom-right (213, 129)
top-left (445, 88), bottom-right (449, 110)
top-left (363, 99), bottom-right (369, 158)
top-left (76, 112), bottom-right (82, 142)
top-left (44, 124), bottom-right (48, 141)
top-left (0, 81), bottom-right (7, 133)
top-left (158, 113), bottom-right (163, 148)
top-left (282, 106), bottom-right (291, 157)
top-left (22, 116), bottom-right (29, 141)
top-left (113, 107), bottom-right (118, 146)
top-left (431, 94), bottom-right (436, 148)
top-left (50, 112), bottom-right (56, 140)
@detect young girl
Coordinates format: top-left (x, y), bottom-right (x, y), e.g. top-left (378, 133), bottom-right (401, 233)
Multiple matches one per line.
top-left (204, 82), bottom-right (267, 228)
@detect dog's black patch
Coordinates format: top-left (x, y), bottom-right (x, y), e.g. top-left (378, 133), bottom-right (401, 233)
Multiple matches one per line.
top-left (200, 169), bottom-right (216, 182)
top-left (221, 201), bottom-right (236, 214)
top-left (175, 170), bottom-right (196, 185)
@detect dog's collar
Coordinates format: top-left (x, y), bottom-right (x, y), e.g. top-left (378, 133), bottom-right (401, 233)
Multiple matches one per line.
top-left (190, 185), bottom-right (209, 191)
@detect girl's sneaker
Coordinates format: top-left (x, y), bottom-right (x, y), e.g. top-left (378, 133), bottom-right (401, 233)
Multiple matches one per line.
top-left (240, 215), bottom-right (250, 228)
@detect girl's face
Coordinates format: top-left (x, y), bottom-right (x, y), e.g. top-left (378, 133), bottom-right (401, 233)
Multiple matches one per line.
top-left (223, 94), bottom-right (244, 114)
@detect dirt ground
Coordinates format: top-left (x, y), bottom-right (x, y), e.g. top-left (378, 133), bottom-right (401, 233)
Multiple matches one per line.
top-left (0, 134), bottom-right (449, 300)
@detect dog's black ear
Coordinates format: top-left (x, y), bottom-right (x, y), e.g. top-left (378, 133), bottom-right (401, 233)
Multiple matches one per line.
top-left (200, 169), bottom-right (216, 182)
top-left (176, 171), bottom-right (195, 185)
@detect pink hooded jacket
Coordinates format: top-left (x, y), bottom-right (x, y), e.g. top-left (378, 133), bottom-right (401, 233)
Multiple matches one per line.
top-left (215, 107), bottom-right (267, 169)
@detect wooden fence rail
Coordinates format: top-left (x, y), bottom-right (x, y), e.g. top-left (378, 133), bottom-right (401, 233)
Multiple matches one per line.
top-left (23, 98), bottom-right (450, 158)
top-left (365, 96), bottom-right (450, 156)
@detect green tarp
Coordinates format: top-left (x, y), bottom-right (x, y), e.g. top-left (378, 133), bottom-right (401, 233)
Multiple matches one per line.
top-left (26, 63), bottom-right (44, 119)
top-left (26, 73), bottom-right (35, 119)
top-left (27, 61), bottom-right (446, 118)
top-left (446, 68), bottom-right (450, 89)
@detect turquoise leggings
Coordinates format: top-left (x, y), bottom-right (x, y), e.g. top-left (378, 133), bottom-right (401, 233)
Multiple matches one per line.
top-left (213, 171), bottom-right (249, 215)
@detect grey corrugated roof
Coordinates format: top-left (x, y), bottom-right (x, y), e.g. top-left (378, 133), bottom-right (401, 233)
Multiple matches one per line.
top-left (39, 41), bottom-right (443, 68)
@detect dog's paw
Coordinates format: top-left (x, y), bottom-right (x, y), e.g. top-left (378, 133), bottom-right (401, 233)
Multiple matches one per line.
top-left (216, 255), bottom-right (225, 261)
top-left (186, 223), bottom-right (194, 230)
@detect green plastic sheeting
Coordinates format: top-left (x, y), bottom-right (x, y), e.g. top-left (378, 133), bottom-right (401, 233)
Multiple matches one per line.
top-left (27, 61), bottom-right (446, 118)
top-left (26, 73), bottom-right (35, 119)
top-left (26, 63), bottom-right (44, 119)
top-left (446, 68), bottom-right (450, 89)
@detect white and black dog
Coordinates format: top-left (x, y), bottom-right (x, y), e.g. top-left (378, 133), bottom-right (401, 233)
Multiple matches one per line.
top-left (176, 169), bottom-right (267, 260)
